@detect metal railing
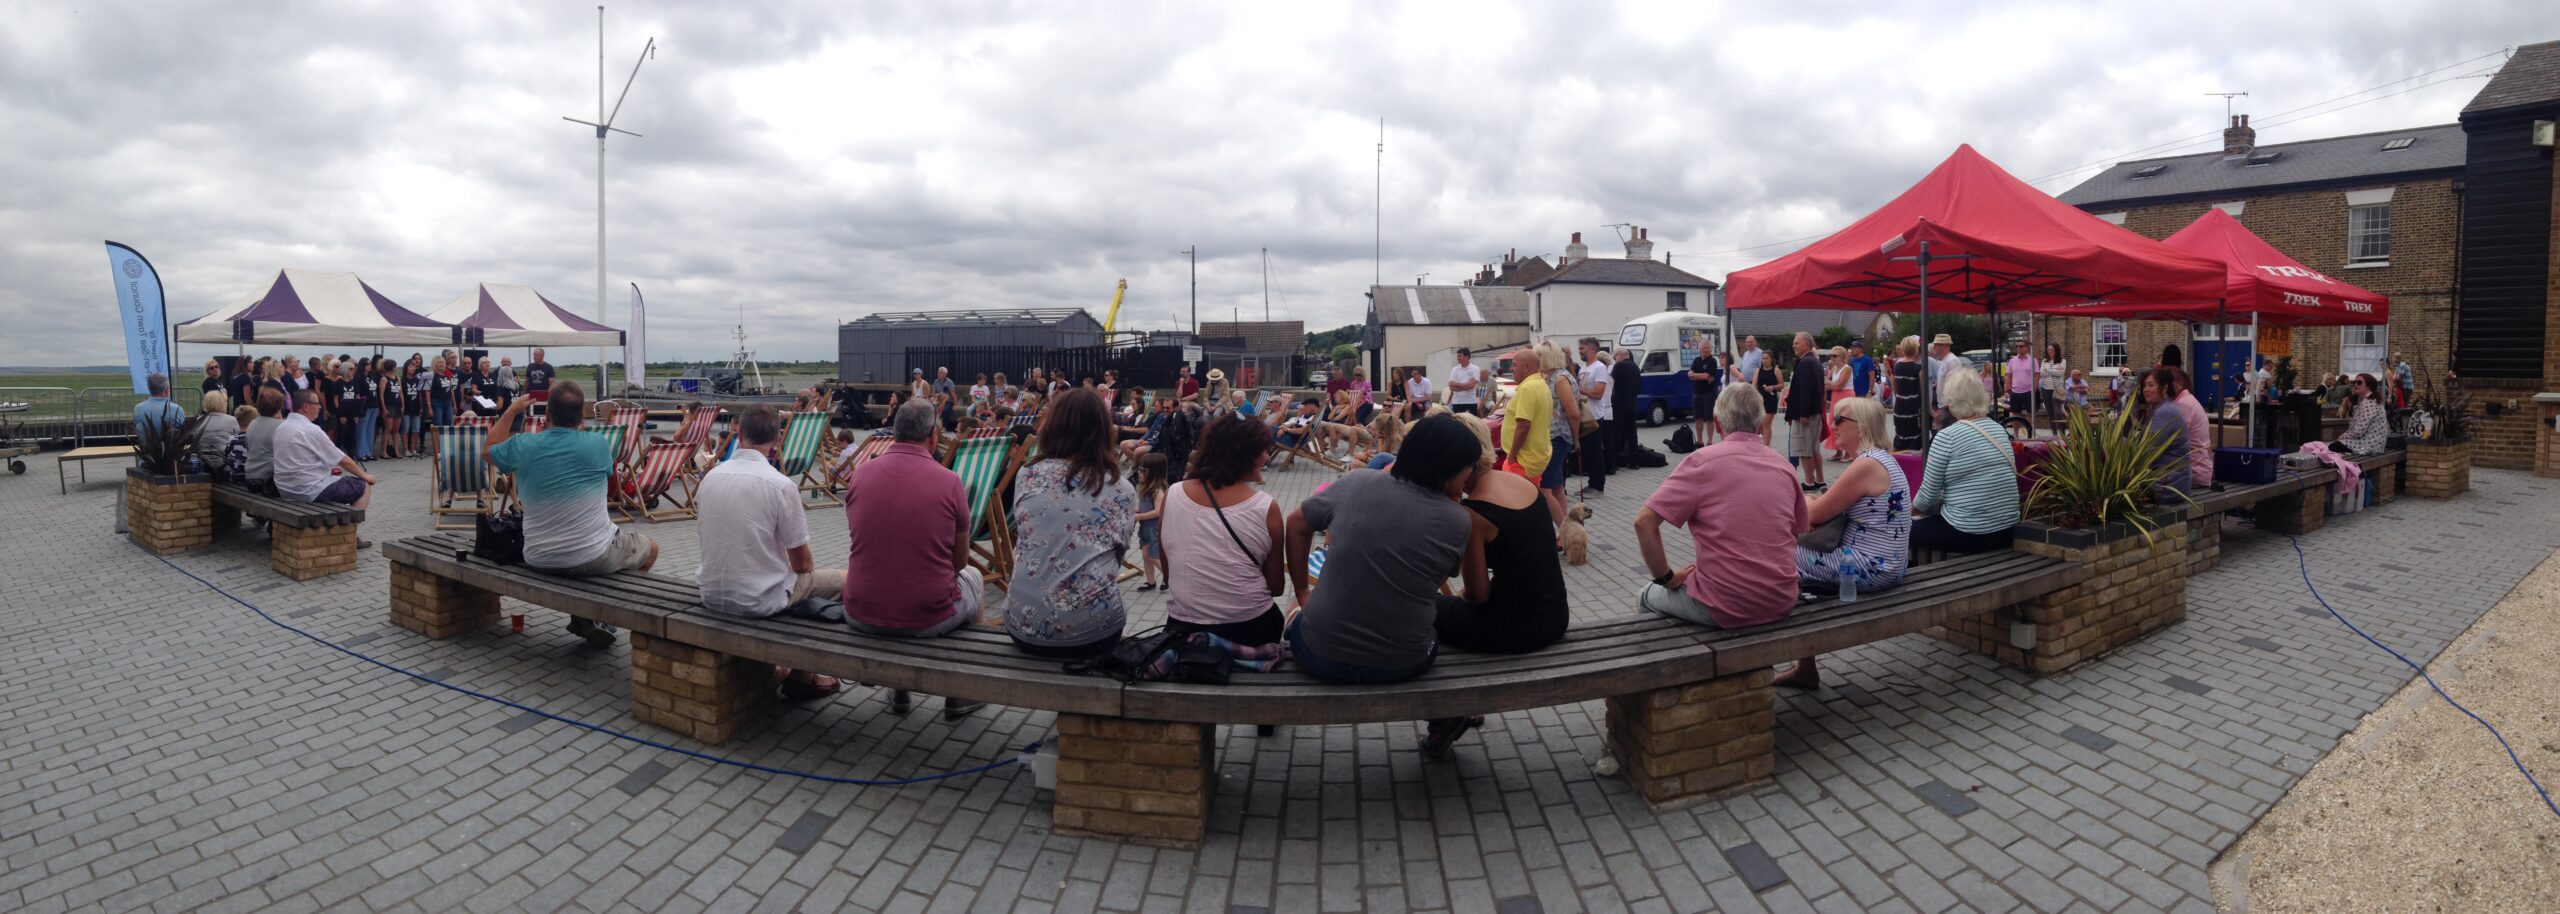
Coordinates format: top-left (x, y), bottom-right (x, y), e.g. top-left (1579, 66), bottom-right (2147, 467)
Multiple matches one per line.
top-left (74, 386), bottom-right (151, 448)
top-left (0, 386), bottom-right (160, 449)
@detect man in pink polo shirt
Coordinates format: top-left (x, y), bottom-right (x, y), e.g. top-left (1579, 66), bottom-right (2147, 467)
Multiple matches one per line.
top-left (1634, 385), bottom-right (1808, 628)
top-left (843, 398), bottom-right (983, 719)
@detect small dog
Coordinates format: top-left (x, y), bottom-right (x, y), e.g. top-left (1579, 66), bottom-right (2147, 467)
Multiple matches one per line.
top-left (1560, 501), bottom-right (1592, 566)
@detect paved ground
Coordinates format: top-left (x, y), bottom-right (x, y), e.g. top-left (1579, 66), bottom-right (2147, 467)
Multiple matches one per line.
top-left (3, 428), bottom-right (2553, 914)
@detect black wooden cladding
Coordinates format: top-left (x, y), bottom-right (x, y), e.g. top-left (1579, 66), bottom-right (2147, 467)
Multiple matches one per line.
top-left (2455, 116), bottom-right (2557, 379)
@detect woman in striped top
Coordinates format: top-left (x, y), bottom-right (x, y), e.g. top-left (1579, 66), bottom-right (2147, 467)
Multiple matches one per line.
top-left (1778, 396), bottom-right (1911, 690)
top-left (1911, 368), bottom-right (2019, 555)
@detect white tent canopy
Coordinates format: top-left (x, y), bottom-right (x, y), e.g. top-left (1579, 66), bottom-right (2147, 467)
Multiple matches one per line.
top-left (176, 269), bottom-right (459, 346)
top-left (429, 283), bottom-right (624, 348)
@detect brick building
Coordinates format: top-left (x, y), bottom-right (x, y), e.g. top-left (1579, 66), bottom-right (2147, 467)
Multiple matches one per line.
top-left (2052, 121), bottom-right (2463, 403)
top-left (2056, 41), bottom-right (2560, 468)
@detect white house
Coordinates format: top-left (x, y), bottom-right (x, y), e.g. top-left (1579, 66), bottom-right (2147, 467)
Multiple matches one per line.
top-left (1520, 228), bottom-right (1723, 350)
top-left (1363, 284), bottom-right (1531, 386)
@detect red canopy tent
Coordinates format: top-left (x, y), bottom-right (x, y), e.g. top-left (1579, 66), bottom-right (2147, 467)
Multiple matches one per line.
top-left (2031, 207), bottom-right (2387, 325)
top-left (1723, 144), bottom-right (2227, 436)
top-left (2034, 208), bottom-right (2389, 442)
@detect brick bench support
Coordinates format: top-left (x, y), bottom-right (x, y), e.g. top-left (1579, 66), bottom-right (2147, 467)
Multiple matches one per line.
top-left (631, 633), bottom-right (774, 745)
top-left (2186, 513), bottom-right (2222, 574)
top-left (2256, 485), bottom-right (2327, 535)
top-left (388, 561), bottom-right (500, 638)
top-left (1604, 668), bottom-right (1777, 808)
top-left (274, 521), bottom-right (361, 580)
top-left (1052, 715), bottom-right (1214, 845)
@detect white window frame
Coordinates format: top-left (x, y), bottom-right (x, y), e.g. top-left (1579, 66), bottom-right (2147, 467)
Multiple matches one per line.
top-left (2347, 203), bottom-right (2391, 266)
top-left (2190, 322), bottom-right (2253, 342)
top-left (2092, 319), bottom-right (2128, 369)
top-left (2342, 325), bottom-right (2385, 348)
top-left (1665, 290), bottom-right (1687, 312)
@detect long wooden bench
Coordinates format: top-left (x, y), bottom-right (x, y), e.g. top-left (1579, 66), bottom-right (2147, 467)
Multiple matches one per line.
top-left (2180, 449), bottom-right (2403, 572)
top-left (212, 483), bottom-right (364, 580)
top-left (382, 530), bottom-right (2083, 844)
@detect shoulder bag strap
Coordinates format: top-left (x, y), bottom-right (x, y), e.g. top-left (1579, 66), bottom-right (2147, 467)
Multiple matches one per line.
top-left (1963, 418), bottom-right (2010, 453)
top-left (1198, 480), bottom-right (1261, 564)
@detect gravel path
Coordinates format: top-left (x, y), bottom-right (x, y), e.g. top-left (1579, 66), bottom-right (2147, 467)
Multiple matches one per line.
top-left (2219, 548), bottom-right (2560, 912)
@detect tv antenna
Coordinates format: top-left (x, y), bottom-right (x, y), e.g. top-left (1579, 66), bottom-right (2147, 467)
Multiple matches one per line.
top-left (562, 6), bottom-right (655, 392)
top-left (2206, 91), bottom-right (2248, 119)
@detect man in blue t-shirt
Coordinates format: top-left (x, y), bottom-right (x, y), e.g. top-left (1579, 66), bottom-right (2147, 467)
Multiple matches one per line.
top-left (484, 381), bottom-right (658, 648)
top-left (133, 373), bottom-right (186, 444)
top-left (1849, 339), bottom-right (1878, 398)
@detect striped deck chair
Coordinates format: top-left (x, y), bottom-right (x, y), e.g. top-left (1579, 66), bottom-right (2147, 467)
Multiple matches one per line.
top-left (453, 413), bottom-right (498, 430)
top-left (431, 424), bottom-right (494, 530)
top-left (618, 441), bottom-right (699, 523)
top-left (773, 411), bottom-right (835, 506)
top-left (652, 404), bottom-right (715, 451)
top-left (944, 434), bottom-right (1026, 583)
top-left (606, 406), bottom-right (647, 468)
top-left (828, 430), bottom-right (895, 489)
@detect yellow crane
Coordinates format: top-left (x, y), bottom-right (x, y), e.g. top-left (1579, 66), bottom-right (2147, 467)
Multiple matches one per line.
top-left (1100, 278), bottom-right (1128, 333)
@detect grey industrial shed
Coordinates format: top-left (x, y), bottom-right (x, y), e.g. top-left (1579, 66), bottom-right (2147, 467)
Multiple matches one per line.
top-left (837, 308), bottom-right (1106, 384)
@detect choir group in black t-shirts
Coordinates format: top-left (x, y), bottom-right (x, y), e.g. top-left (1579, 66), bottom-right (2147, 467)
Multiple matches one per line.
top-left (197, 348), bottom-right (548, 464)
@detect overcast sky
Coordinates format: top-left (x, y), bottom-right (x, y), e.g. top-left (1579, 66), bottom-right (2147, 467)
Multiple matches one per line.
top-left (1, 1), bottom-right (2542, 366)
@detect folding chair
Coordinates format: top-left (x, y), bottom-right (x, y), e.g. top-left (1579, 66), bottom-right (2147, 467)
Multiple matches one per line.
top-left (828, 429), bottom-right (895, 490)
top-left (1269, 421), bottom-right (1347, 472)
top-left (607, 406), bottom-right (647, 469)
top-left (618, 440), bottom-right (699, 523)
top-left (943, 433), bottom-right (1027, 583)
top-left (453, 414), bottom-right (498, 430)
top-left (652, 404), bottom-right (715, 450)
top-left (430, 424), bottom-right (494, 530)
top-left (773, 411), bottom-right (835, 506)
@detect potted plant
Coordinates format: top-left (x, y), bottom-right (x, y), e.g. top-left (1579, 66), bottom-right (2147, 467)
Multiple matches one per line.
top-left (2019, 404), bottom-right (2186, 543)
top-left (2403, 371), bottom-right (2470, 498)
top-left (126, 420), bottom-right (214, 554)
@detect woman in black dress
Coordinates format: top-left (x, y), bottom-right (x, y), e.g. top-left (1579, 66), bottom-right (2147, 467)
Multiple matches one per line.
top-left (1424, 414), bottom-right (1570, 759)
top-left (1890, 337), bottom-right (1925, 451)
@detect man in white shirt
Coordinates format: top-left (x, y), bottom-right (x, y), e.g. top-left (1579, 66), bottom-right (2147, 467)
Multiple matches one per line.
top-left (1446, 348), bottom-right (1485, 415)
top-left (272, 390), bottom-right (376, 508)
top-left (696, 405), bottom-right (846, 700)
top-left (1575, 338), bottom-right (1616, 497)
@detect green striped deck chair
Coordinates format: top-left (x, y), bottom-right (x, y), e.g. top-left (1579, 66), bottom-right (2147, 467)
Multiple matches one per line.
top-left (943, 434), bottom-right (1025, 582)
top-left (771, 411), bottom-right (835, 505)
top-left (431, 424), bottom-right (493, 530)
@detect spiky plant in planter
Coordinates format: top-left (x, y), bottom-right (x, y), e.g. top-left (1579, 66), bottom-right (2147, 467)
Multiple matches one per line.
top-left (2024, 403), bottom-right (2185, 537)
top-left (2408, 371), bottom-right (2470, 444)
top-left (131, 420), bottom-right (193, 476)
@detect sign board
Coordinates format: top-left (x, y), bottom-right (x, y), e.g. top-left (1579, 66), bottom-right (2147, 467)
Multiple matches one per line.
top-left (1182, 346), bottom-right (1203, 365)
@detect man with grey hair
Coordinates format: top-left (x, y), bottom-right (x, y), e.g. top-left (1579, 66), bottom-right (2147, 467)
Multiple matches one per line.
top-left (1634, 384), bottom-right (1807, 631)
top-left (133, 373), bottom-right (184, 441)
top-left (842, 397), bottom-right (984, 719)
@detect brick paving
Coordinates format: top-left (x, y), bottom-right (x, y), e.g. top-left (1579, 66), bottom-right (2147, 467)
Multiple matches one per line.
top-left (2, 432), bottom-right (2553, 913)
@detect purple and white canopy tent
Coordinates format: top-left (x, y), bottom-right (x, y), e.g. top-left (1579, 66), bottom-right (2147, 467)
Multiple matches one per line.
top-left (427, 283), bottom-right (625, 348)
top-left (176, 269), bottom-right (460, 346)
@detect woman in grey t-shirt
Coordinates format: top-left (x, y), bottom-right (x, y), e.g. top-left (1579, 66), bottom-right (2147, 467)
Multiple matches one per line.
top-left (1285, 415), bottom-right (1485, 682)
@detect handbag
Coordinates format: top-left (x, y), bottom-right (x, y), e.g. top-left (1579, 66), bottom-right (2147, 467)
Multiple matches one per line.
top-left (472, 509), bottom-right (525, 565)
top-left (1063, 625), bottom-right (1181, 683)
top-left (1797, 513), bottom-right (1851, 552)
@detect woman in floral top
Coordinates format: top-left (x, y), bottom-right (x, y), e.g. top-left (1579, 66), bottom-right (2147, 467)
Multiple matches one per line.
top-left (1004, 388), bottom-right (1139, 657)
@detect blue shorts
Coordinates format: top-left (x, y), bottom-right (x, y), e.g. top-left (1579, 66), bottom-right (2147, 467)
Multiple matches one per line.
top-left (313, 476), bottom-right (367, 505)
top-left (1540, 438), bottom-right (1570, 489)
top-left (432, 401), bottom-right (455, 426)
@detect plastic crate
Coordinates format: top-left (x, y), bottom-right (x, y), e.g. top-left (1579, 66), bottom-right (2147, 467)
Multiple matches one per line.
top-left (2214, 447), bottom-right (2281, 485)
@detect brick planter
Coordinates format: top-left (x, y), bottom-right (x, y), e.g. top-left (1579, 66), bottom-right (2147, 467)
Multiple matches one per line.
top-left (125, 468), bottom-right (212, 555)
top-left (630, 633), bottom-right (774, 745)
top-left (2404, 440), bottom-right (2470, 498)
top-left (2537, 395), bottom-right (2560, 479)
top-left (1604, 668), bottom-right (1777, 808)
top-left (1052, 715), bottom-right (1214, 845)
top-left (1933, 512), bottom-right (2188, 675)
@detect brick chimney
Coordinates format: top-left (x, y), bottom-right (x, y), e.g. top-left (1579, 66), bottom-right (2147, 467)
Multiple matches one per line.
top-left (2223, 114), bottom-right (2255, 155)
top-left (1473, 263), bottom-right (1496, 285)
top-left (1565, 232), bottom-right (1588, 264)
top-left (1624, 226), bottom-right (1654, 261)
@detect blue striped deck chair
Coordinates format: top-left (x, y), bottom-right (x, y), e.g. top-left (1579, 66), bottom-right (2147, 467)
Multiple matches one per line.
top-left (431, 424), bottom-right (493, 530)
top-left (942, 433), bottom-right (1026, 582)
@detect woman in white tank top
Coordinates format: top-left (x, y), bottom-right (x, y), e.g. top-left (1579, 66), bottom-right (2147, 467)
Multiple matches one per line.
top-left (1162, 416), bottom-right (1289, 645)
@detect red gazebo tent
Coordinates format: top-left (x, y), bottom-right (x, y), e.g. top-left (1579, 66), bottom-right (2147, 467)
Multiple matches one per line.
top-left (2033, 207), bottom-right (2388, 440)
top-left (1723, 144), bottom-right (2227, 431)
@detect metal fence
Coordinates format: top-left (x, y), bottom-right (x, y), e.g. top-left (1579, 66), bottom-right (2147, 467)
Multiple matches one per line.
top-left (0, 386), bottom-right (151, 449)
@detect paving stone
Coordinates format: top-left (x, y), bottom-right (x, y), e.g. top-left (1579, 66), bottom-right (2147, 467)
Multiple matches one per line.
top-left (1720, 842), bottom-right (1790, 894)
top-left (2163, 676), bottom-right (2213, 696)
top-left (7, 449), bottom-right (2552, 914)
top-left (1907, 781), bottom-right (1979, 819)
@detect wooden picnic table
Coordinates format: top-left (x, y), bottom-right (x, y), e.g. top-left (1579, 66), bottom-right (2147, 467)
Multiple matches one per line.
top-left (56, 445), bottom-right (130, 494)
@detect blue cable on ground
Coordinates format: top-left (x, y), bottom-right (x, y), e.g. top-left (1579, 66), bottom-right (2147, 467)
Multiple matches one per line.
top-left (2287, 535), bottom-right (2560, 821)
top-left (153, 552), bottom-right (1039, 786)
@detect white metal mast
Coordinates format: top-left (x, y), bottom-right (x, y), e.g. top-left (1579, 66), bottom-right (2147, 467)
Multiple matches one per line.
top-left (562, 6), bottom-right (653, 393)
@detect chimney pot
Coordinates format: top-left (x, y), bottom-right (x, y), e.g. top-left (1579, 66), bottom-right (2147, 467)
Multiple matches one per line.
top-left (2222, 113), bottom-right (2257, 156)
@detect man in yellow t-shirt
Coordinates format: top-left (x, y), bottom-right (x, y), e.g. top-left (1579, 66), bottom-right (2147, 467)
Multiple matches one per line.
top-left (1503, 348), bottom-right (1554, 481)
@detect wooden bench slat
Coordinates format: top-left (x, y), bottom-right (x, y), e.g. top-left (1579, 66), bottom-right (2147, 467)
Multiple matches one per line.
top-left (660, 611), bottom-right (1126, 716)
top-left (1704, 555), bottom-right (2088, 673)
top-left (1122, 640), bottom-right (1718, 724)
top-left (212, 482), bottom-right (363, 527)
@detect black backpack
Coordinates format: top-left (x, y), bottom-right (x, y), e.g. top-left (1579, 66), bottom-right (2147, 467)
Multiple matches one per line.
top-left (1666, 425), bottom-right (1699, 453)
top-left (1627, 445), bottom-right (1670, 468)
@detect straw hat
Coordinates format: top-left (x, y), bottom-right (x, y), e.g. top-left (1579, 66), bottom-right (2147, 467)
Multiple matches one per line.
top-left (1206, 368), bottom-right (1226, 382)
top-left (1931, 333), bottom-right (1954, 347)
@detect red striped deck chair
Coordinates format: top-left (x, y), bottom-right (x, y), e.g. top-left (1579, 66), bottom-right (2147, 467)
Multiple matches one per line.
top-left (606, 406), bottom-right (647, 468)
top-left (618, 440), bottom-right (699, 523)
top-left (652, 404), bottom-right (715, 451)
top-left (828, 429), bottom-right (896, 490)
top-left (430, 424), bottom-right (493, 530)
top-left (452, 413), bottom-right (498, 430)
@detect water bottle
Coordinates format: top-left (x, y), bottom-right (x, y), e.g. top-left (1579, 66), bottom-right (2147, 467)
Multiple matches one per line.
top-left (1838, 571), bottom-right (1859, 604)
